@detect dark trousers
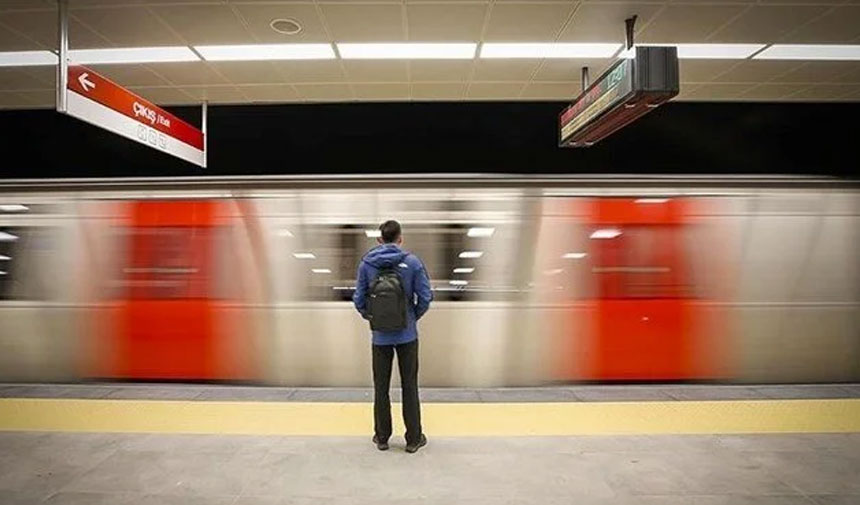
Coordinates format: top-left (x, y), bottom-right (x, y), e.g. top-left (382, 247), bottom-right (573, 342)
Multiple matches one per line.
top-left (372, 339), bottom-right (422, 445)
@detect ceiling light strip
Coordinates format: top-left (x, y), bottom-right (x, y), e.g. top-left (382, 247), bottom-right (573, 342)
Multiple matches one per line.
top-left (754, 45), bottom-right (860, 61)
top-left (337, 43), bottom-right (476, 59)
top-left (195, 44), bottom-right (335, 61)
top-left (480, 43), bottom-right (621, 59)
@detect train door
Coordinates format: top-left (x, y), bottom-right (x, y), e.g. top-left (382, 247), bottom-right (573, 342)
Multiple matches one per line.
top-left (585, 198), bottom-right (699, 380)
top-left (111, 200), bottom-right (221, 380)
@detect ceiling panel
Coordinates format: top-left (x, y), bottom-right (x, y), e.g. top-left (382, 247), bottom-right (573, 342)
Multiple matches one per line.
top-left (483, 2), bottom-right (576, 41)
top-left (181, 85), bottom-right (247, 104)
top-left (85, 64), bottom-right (171, 87)
top-left (472, 59), bottom-right (540, 81)
top-left (466, 82), bottom-right (525, 100)
top-left (294, 83), bottom-right (353, 102)
top-left (532, 58), bottom-right (613, 82)
top-left (0, 91), bottom-right (26, 108)
top-left (559, 3), bottom-right (663, 42)
top-left (354, 83), bottom-right (410, 101)
top-left (521, 81), bottom-right (579, 100)
top-left (152, 5), bottom-right (249, 44)
top-left (637, 5), bottom-right (747, 43)
top-left (411, 82), bottom-right (466, 101)
top-left (0, 22), bottom-right (42, 50)
top-left (407, 3), bottom-right (487, 41)
top-left (409, 61), bottom-right (473, 82)
top-left (15, 88), bottom-right (54, 108)
top-left (783, 6), bottom-right (860, 43)
top-left (232, 3), bottom-right (329, 43)
top-left (0, 68), bottom-right (50, 91)
top-left (270, 60), bottom-right (346, 84)
top-left (786, 84), bottom-right (860, 100)
top-left (73, 6), bottom-right (183, 46)
top-left (682, 83), bottom-right (756, 100)
top-left (773, 62), bottom-right (860, 83)
top-left (319, 3), bottom-right (404, 42)
top-left (712, 61), bottom-right (804, 83)
top-left (679, 60), bottom-right (741, 83)
top-left (737, 83), bottom-right (802, 101)
top-left (237, 84), bottom-right (299, 103)
top-left (0, 9), bottom-right (107, 49)
top-left (208, 61), bottom-right (290, 85)
top-left (147, 62), bottom-right (230, 86)
top-left (342, 61), bottom-right (409, 82)
top-left (129, 86), bottom-right (191, 105)
top-left (709, 6), bottom-right (829, 43)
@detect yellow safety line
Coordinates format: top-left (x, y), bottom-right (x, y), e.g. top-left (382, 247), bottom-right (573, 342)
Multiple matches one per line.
top-left (0, 399), bottom-right (858, 436)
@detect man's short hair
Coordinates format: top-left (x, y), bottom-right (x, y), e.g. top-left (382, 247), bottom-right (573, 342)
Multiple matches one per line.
top-left (379, 220), bottom-right (402, 243)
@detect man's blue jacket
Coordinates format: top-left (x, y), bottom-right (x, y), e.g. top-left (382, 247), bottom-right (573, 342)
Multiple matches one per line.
top-left (353, 243), bottom-right (433, 345)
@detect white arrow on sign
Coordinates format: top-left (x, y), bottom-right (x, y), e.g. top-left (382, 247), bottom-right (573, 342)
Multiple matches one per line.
top-left (78, 73), bottom-right (95, 92)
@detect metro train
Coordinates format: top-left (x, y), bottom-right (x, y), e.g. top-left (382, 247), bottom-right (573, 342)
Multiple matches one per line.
top-left (0, 175), bottom-right (857, 386)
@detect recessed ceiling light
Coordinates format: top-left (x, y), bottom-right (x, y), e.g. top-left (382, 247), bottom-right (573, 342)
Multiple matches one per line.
top-left (311, 268), bottom-right (331, 274)
top-left (293, 252), bottom-right (316, 259)
top-left (590, 229), bottom-right (622, 239)
top-left (467, 227), bottom-right (495, 237)
top-left (562, 252), bottom-right (587, 259)
top-left (0, 204), bottom-right (29, 212)
top-left (0, 255), bottom-right (10, 260)
top-left (365, 229), bottom-right (382, 238)
top-left (277, 229), bottom-right (294, 237)
top-left (458, 251), bottom-right (483, 259)
top-left (480, 43), bottom-right (620, 59)
top-left (0, 51), bottom-right (56, 67)
top-left (754, 44), bottom-right (860, 61)
top-left (270, 18), bottom-right (302, 36)
top-left (453, 267), bottom-right (475, 274)
top-left (619, 44), bottom-right (764, 59)
top-left (544, 268), bottom-right (564, 275)
top-left (337, 43), bottom-right (476, 59)
top-left (635, 198), bottom-right (669, 204)
top-left (449, 280), bottom-right (469, 286)
top-left (0, 271), bottom-right (6, 275)
top-left (70, 47), bottom-right (199, 64)
top-left (0, 232), bottom-right (18, 242)
top-left (195, 43), bottom-right (335, 61)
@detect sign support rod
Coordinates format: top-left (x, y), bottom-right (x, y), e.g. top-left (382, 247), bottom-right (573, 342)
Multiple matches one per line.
top-left (202, 101), bottom-right (208, 169)
top-left (56, 0), bottom-right (68, 113)
top-left (581, 67), bottom-right (590, 90)
top-left (625, 15), bottom-right (637, 51)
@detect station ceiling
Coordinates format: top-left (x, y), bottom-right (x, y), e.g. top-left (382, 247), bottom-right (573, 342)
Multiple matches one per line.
top-left (0, 0), bottom-right (859, 109)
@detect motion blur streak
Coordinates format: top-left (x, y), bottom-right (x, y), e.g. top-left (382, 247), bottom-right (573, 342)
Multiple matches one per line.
top-left (0, 176), bottom-right (856, 386)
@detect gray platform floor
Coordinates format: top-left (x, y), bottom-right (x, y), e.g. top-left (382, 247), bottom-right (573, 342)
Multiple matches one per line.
top-left (1, 383), bottom-right (858, 403)
top-left (0, 432), bottom-right (858, 505)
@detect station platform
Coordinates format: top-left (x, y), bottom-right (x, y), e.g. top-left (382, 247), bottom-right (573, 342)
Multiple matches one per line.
top-left (1, 383), bottom-right (858, 505)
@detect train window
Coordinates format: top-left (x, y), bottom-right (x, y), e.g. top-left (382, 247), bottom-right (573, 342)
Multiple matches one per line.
top-left (592, 225), bottom-right (692, 299)
top-left (121, 227), bottom-right (215, 300)
top-left (0, 227), bottom-right (55, 301)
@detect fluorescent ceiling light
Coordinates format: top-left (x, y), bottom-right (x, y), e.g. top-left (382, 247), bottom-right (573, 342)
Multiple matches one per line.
top-left (0, 51), bottom-right (56, 67)
top-left (311, 268), bottom-right (332, 274)
top-left (635, 198), bottom-right (669, 204)
top-left (754, 45), bottom-right (860, 61)
top-left (0, 232), bottom-right (18, 242)
top-left (590, 229), bottom-right (622, 240)
top-left (71, 47), bottom-right (199, 64)
top-left (562, 252), bottom-right (587, 259)
top-left (365, 229), bottom-right (382, 238)
top-left (458, 251), bottom-right (483, 259)
top-left (0, 204), bottom-right (29, 212)
top-left (620, 44), bottom-right (764, 59)
top-left (453, 267), bottom-right (475, 274)
top-left (480, 43), bottom-right (620, 59)
top-left (449, 280), bottom-right (469, 286)
top-left (337, 43), bottom-right (476, 59)
top-left (0, 271), bottom-right (6, 275)
top-left (195, 43), bottom-right (335, 61)
top-left (545, 268), bottom-right (564, 275)
top-left (277, 229), bottom-right (294, 238)
top-left (0, 255), bottom-right (9, 260)
top-left (467, 227), bottom-right (495, 238)
top-left (293, 252), bottom-right (316, 259)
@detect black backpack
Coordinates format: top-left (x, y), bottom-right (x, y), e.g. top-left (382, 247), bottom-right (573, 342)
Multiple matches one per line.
top-left (367, 263), bottom-right (408, 332)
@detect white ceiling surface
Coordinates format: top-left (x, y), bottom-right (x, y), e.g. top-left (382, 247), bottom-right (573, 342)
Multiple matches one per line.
top-left (0, 0), bottom-right (859, 108)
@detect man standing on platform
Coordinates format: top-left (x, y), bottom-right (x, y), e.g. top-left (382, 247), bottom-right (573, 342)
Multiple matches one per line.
top-left (353, 220), bottom-right (432, 453)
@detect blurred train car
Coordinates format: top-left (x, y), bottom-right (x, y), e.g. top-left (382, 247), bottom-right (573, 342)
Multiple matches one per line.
top-left (0, 175), bottom-right (857, 386)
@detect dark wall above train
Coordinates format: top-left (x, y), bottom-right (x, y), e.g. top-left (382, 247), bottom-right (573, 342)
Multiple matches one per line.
top-left (0, 101), bottom-right (857, 178)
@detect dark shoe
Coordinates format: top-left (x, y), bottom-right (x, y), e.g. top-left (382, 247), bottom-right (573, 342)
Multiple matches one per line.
top-left (372, 435), bottom-right (389, 451)
top-left (405, 434), bottom-right (427, 454)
